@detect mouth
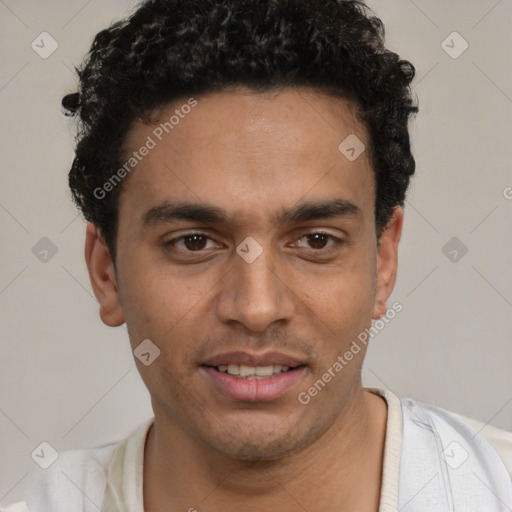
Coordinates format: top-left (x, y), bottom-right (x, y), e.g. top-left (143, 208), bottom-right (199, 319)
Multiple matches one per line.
top-left (203, 363), bottom-right (303, 379)
top-left (200, 351), bottom-right (308, 401)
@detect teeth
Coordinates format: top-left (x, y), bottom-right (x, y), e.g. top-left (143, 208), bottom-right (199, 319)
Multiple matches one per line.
top-left (239, 365), bottom-right (256, 377)
top-left (215, 364), bottom-right (291, 379)
top-left (255, 365), bottom-right (276, 376)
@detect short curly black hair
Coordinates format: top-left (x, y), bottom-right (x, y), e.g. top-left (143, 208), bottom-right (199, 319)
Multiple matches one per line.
top-left (62, 0), bottom-right (417, 262)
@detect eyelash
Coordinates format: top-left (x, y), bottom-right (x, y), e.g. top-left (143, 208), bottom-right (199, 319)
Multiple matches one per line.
top-left (164, 231), bottom-right (345, 254)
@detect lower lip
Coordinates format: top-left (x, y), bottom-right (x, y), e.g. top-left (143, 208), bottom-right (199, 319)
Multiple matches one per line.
top-left (201, 366), bottom-right (307, 402)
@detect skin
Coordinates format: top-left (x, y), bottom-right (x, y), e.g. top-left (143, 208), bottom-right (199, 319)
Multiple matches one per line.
top-left (85, 86), bottom-right (403, 511)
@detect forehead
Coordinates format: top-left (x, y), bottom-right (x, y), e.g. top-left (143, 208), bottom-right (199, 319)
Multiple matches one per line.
top-left (118, 87), bottom-right (374, 227)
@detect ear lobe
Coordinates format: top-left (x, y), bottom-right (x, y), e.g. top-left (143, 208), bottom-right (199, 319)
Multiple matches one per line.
top-left (372, 206), bottom-right (403, 320)
top-left (84, 222), bottom-right (125, 327)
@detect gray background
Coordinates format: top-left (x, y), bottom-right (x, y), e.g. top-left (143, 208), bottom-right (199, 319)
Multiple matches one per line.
top-left (1, 0), bottom-right (511, 504)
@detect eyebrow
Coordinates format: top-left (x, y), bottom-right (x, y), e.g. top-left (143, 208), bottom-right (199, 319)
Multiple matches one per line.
top-left (142, 198), bottom-right (363, 227)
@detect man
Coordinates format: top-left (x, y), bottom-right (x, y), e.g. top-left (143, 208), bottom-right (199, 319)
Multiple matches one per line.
top-left (3, 0), bottom-right (511, 511)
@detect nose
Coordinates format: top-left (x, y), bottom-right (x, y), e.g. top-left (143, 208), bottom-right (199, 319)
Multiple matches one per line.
top-left (215, 244), bottom-right (296, 334)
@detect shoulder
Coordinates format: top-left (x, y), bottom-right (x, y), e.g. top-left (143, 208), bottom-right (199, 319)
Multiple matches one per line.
top-left (452, 411), bottom-right (512, 475)
top-left (15, 441), bottom-right (117, 512)
top-left (400, 395), bottom-right (512, 476)
top-left (1, 419), bottom-right (154, 512)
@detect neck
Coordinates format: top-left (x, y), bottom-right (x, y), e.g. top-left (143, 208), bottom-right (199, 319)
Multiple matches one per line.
top-left (144, 387), bottom-right (387, 512)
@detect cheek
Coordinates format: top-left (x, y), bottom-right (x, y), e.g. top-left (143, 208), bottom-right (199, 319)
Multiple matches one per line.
top-left (318, 278), bottom-right (374, 334)
top-left (299, 248), bottom-right (377, 337)
top-left (116, 258), bottom-right (171, 341)
top-left (117, 258), bottom-right (216, 352)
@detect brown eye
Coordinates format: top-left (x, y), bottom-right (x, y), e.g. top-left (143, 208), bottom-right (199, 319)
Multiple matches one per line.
top-left (165, 232), bottom-right (219, 252)
top-left (182, 234), bottom-right (208, 251)
top-left (294, 232), bottom-right (342, 251)
top-left (305, 233), bottom-right (330, 249)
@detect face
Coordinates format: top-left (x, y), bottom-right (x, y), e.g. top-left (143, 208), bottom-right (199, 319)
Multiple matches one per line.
top-left (86, 87), bottom-right (402, 461)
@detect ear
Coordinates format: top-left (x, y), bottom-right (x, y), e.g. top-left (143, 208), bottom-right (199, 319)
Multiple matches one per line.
top-left (84, 222), bottom-right (125, 327)
top-left (372, 206), bottom-right (403, 319)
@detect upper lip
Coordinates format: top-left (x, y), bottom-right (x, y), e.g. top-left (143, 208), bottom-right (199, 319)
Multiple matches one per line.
top-left (201, 351), bottom-right (305, 368)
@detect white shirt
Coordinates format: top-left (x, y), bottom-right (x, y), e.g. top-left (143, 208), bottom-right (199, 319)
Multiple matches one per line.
top-left (3, 387), bottom-right (512, 511)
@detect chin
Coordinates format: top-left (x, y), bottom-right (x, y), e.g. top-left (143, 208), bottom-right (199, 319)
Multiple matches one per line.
top-left (202, 417), bottom-right (326, 462)
top-left (213, 436), bottom-right (304, 461)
